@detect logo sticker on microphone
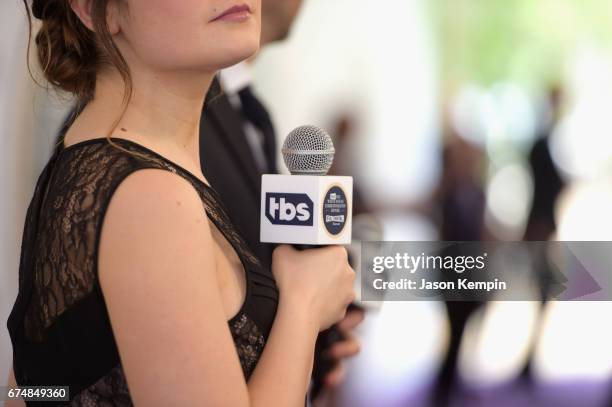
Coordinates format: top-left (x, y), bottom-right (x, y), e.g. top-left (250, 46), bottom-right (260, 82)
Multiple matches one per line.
top-left (322, 186), bottom-right (348, 235)
top-left (265, 193), bottom-right (314, 226)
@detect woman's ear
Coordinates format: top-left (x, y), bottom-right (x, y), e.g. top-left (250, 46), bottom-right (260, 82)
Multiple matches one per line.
top-left (69, 0), bottom-right (95, 31)
top-left (106, 0), bottom-right (122, 35)
top-left (70, 0), bottom-right (122, 35)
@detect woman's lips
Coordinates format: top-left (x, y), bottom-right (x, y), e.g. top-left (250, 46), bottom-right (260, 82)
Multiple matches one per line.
top-left (210, 4), bottom-right (252, 22)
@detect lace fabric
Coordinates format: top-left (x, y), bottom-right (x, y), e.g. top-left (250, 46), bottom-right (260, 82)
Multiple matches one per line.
top-left (70, 365), bottom-right (131, 407)
top-left (7, 138), bottom-right (279, 405)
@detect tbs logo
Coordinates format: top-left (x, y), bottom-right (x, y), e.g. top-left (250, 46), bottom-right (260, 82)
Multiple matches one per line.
top-left (265, 193), bottom-right (314, 226)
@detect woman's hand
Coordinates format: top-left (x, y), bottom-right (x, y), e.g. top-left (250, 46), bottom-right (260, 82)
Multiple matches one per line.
top-left (271, 245), bottom-right (355, 331)
top-left (322, 308), bottom-right (364, 388)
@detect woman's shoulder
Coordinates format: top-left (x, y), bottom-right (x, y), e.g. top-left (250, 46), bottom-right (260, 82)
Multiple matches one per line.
top-left (33, 137), bottom-right (212, 279)
top-left (97, 164), bottom-right (214, 260)
top-left (97, 166), bottom-right (215, 278)
top-left (21, 139), bottom-right (214, 330)
top-left (53, 137), bottom-right (209, 234)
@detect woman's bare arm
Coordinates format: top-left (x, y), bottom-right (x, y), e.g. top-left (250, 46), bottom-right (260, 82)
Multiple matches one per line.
top-left (246, 299), bottom-right (318, 407)
top-left (98, 169), bottom-right (316, 406)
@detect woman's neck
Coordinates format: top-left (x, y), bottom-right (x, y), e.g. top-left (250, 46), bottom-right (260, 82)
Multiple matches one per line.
top-left (66, 67), bottom-right (214, 176)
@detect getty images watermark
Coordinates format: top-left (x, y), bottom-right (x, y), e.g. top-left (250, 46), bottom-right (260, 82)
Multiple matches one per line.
top-left (360, 242), bottom-right (612, 301)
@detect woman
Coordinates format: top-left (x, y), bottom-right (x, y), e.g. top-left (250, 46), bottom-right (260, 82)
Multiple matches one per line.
top-left (6, 0), bottom-right (355, 405)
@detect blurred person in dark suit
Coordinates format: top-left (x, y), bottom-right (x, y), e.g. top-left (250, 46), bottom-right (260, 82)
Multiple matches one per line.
top-left (519, 85), bottom-right (566, 384)
top-left (523, 86), bottom-right (565, 242)
top-left (199, 0), bottom-right (364, 402)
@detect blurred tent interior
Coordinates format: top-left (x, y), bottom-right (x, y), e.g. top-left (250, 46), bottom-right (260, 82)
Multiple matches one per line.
top-left (2, 0), bottom-right (612, 406)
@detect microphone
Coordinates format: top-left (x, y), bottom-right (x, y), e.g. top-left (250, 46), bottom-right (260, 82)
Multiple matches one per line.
top-left (260, 125), bottom-right (355, 401)
top-left (282, 125), bottom-right (335, 175)
top-left (260, 125), bottom-right (353, 245)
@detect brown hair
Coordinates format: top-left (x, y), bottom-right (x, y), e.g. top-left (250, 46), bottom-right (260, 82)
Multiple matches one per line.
top-left (24, 0), bottom-right (149, 159)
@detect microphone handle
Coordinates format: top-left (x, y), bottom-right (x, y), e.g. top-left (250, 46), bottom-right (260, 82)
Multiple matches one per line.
top-left (293, 244), bottom-right (362, 401)
top-left (310, 324), bottom-right (344, 401)
top-left (309, 302), bottom-right (363, 401)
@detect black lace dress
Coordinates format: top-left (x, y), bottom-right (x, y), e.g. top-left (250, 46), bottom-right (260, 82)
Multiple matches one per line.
top-left (7, 138), bottom-right (279, 406)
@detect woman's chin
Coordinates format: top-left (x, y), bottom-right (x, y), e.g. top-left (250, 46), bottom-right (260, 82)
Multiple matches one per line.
top-left (216, 42), bottom-right (260, 69)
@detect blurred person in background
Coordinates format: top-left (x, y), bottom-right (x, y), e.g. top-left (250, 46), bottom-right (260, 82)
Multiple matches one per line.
top-left (519, 85), bottom-right (567, 382)
top-left (523, 85), bottom-right (566, 242)
top-left (6, 0), bottom-right (356, 405)
top-left (438, 136), bottom-right (486, 242)
top-left (430, 125), bottom-right (487, 407)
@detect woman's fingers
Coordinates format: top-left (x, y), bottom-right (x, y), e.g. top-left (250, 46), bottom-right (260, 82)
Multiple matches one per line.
top-left (323, 364), bottom-right (346, 388)
top-left (338, 308), bottom-right (365, 332)
top-left (327, 334), bottom-right (361, 360)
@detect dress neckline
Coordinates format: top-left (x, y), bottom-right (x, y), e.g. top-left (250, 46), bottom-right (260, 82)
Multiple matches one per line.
top-left (60, 137), bottom-right (213, 190)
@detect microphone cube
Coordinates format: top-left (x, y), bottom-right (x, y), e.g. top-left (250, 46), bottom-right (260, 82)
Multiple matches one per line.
top-left (260, 174), bottom-right (353, 245)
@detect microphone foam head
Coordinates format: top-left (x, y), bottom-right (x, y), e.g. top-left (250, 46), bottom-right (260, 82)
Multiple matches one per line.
top-left (282, 125), bottom-right (335, 175)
